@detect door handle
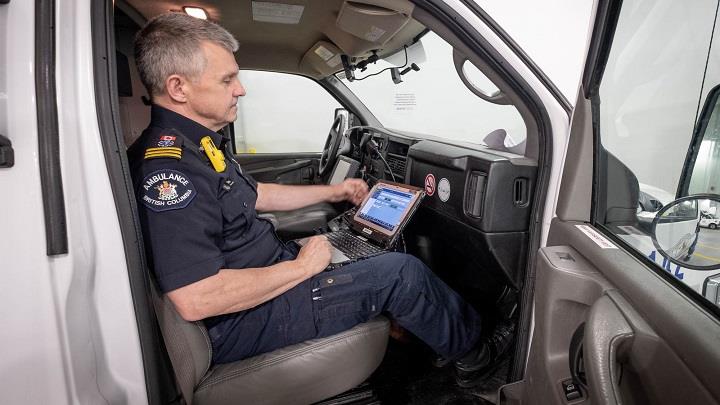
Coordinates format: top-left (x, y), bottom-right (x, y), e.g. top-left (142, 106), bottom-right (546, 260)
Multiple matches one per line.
top-left (584, 293), bottom-right (634, 405)
top-left (0, 134), bottom-right (14, 168)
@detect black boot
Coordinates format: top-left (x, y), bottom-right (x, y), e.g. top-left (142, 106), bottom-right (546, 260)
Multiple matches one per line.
top-left (454, 321), bottom-right (515, 387)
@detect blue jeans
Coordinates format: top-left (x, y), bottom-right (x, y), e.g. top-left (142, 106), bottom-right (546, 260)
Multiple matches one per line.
top-left (207, 252), bottom-right (482, 364)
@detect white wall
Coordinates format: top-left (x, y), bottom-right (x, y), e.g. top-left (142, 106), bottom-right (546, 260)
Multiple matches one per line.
top-left (476, 0), bottom-right (595, 102)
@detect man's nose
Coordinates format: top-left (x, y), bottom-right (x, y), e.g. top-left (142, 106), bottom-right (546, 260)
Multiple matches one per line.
top-left (234, 81), bottom-right (246, 97)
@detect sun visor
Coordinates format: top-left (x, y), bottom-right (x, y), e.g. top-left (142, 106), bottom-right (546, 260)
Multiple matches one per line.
top-left (299, 41), bottom-right (344, 77)
top-left (330, 0), bottom-right (413, 55)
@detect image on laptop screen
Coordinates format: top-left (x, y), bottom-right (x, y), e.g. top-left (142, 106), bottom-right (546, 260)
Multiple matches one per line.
top-left (358, 186), bottom-right (415, 231)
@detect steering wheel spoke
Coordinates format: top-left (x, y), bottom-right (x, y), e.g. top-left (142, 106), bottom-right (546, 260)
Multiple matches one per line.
top-left (318, 115), bottom-right (347, 177)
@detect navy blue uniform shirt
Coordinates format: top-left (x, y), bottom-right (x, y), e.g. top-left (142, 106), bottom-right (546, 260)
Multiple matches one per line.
top-left (128, 105), bottom-right (290, 293)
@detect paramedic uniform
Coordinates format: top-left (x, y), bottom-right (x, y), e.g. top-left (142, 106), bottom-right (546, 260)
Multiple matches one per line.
top-left (128, 105), bottom-right (482, 364)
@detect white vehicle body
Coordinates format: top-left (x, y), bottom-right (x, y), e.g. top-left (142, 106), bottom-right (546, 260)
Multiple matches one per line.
top-left (0, 0), bottom-right (572, 402)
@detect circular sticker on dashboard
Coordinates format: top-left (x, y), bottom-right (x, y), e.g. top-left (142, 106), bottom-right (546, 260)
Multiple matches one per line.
top-left (438, 178), bottom-right (451, 202)
top-left (424, 173), bottom-right (436, 196)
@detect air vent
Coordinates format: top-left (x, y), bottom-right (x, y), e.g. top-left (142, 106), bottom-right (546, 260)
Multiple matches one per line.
top-left (513, 178), bottom-right (529, 207)
top-left (386, 153), bottom-right (407, 178)
top-left (464, 171), bottom-right (487, 217)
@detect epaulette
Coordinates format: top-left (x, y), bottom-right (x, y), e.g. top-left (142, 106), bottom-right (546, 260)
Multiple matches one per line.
top-left (144, 132), bottom-right (184, 160)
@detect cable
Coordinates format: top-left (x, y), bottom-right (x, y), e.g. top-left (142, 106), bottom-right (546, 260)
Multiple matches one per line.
top-left (371, 144), bottom-right (397, 183)
top-left (366, 142), bottom-right (407, 253)
top-left (353, 46), bottom-right (408, 82)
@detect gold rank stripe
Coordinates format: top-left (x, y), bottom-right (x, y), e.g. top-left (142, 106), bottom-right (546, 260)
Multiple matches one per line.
top-left (145, 150), bottom-right (182, 156)
top-left (145, 147), bottom-right (182, 153)
top-left (144, 150), bottom-right (182, 160)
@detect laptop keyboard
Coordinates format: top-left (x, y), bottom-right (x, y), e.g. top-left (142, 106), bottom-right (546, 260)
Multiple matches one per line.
top-left (326, 230), bottom-right (385, 260)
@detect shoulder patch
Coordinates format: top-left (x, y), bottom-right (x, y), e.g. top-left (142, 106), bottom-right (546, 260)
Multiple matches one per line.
top-left (140, 169), bottom-right (197, 212)
top-left (145, 132), bottom-right (184, 160)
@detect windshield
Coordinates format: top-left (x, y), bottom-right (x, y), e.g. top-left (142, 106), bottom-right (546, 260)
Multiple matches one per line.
top-left (338, 32), bottom-right (526, 149)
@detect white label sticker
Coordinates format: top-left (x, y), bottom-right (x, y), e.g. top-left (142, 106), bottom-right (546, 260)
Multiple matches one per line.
top-left (252, 2), bottom-right (304, 24)
top-left (438, 178), bottom-right (451, 202)
top-left (362, 228), bottom-right (372, 235)
top-left (314, 45), bottom-right (334, 61)
top-left (576, 225), bottom-right (617, 249)
top-left (364, 26), bottom-right (387, 42)
top-left (394, 93), bottom-right (416, 111)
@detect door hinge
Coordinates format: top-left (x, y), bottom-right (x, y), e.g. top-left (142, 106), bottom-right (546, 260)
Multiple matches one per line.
top-left (0, 134), bottom-right (14, 168)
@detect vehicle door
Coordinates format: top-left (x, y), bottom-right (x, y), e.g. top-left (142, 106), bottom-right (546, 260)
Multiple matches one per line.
top-left (509, 0), bottom-right (720, 404)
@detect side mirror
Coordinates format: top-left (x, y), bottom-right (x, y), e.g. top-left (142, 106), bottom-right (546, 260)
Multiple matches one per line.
top-left (651, 194), bottom-right (720, 270)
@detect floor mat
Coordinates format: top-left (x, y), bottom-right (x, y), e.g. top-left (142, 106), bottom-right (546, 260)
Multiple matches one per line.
top-left (369, 339), bottom-right (509, 405)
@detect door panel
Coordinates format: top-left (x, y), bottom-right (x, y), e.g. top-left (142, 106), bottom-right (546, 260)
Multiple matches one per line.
top-left (518, 245), bottom-right (612, 405)
top-left (235, 153), bottom-right (320, 184)
top-left (545, 220), bottom-right (720, 404)
top-left (509, 221), bottom-right (720, 405)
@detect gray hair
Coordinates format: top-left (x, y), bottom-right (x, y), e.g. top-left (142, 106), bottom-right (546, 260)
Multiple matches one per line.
top-left (134, 13), bottom-right (239, 97)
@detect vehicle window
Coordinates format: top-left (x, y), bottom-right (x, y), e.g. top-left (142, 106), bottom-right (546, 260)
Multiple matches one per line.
top-left (232, 71), bottom-right (341, 153)
top-left (594, 0), bottom-right (720, 308)
top-left (688, 88), bottom-right (720, 195)
top-left (338, 32), bottom-right (527, 151)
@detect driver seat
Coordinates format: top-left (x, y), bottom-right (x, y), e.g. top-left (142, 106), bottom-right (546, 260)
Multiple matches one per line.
top-left (152, 284), bottom-right (389, 405)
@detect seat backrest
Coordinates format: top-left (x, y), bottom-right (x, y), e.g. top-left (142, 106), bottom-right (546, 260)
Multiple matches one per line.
top-left (151, 284), bottom-right (212, 405)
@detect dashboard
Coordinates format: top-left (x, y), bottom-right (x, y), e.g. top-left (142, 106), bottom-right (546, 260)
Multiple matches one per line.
top-left (346, 126), bottom-right (538, 288)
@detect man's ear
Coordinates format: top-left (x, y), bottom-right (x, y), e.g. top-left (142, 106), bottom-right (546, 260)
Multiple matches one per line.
top-left (165, 74), bottom-right (188, 103)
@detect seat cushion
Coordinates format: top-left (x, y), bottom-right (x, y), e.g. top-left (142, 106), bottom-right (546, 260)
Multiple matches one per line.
top-left (193, 316), bottom-right (390, 405)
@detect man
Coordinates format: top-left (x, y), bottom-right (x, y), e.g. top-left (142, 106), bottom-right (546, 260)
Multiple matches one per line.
top-left (129, 12), bottom-right (511, 387)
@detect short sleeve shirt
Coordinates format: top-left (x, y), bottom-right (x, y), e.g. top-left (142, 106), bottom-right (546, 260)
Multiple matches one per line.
top-left (128, 105), bottom-right (289, 293)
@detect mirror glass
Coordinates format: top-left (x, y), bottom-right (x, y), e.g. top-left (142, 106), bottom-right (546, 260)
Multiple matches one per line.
top-left (461, 60), bottom-right (501, 98)
top-left (652, 196), bottom-right (720, 270)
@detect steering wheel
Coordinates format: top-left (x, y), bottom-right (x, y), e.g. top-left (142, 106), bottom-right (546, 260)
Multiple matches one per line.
top-left (318, 114), bottom-right (347, 177)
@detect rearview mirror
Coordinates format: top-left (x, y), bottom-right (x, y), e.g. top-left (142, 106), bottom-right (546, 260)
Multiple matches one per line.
top-left (651, 195), bottom-right (720, 270)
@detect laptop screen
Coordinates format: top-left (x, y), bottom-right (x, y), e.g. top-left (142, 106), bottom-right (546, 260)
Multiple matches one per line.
top-left (358, 187), bottom-right (415, 231)
top-left (352, 181), bottom-right (424, 241)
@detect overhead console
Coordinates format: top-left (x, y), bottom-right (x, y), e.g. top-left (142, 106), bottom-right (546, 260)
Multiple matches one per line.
top-left (332, 0), bottom-right (414, 54)
top-left (298, 0), bottom-right (425, 78)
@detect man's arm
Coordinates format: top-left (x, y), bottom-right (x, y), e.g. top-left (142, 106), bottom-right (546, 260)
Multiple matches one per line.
top-left (167, 236), bottom-right (331, 321)
top-left (255, 178), bottom-right (368, 212)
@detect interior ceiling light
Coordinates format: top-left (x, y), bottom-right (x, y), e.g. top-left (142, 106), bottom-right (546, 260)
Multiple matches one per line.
top-left (183, 6), bottom-right (208, 20)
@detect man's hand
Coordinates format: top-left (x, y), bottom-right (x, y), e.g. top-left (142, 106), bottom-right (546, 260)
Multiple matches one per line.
top-left (331, 178), bottom-right (369, 205)
top-left (295, 236), bottom-right (333, 276)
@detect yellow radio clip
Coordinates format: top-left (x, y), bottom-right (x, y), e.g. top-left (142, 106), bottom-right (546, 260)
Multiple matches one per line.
top-left (200, 136), bottom-right (226, 173)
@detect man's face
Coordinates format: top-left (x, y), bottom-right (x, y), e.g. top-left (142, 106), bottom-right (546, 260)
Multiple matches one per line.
top-left (185, 41), bottom-right (245, 131)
